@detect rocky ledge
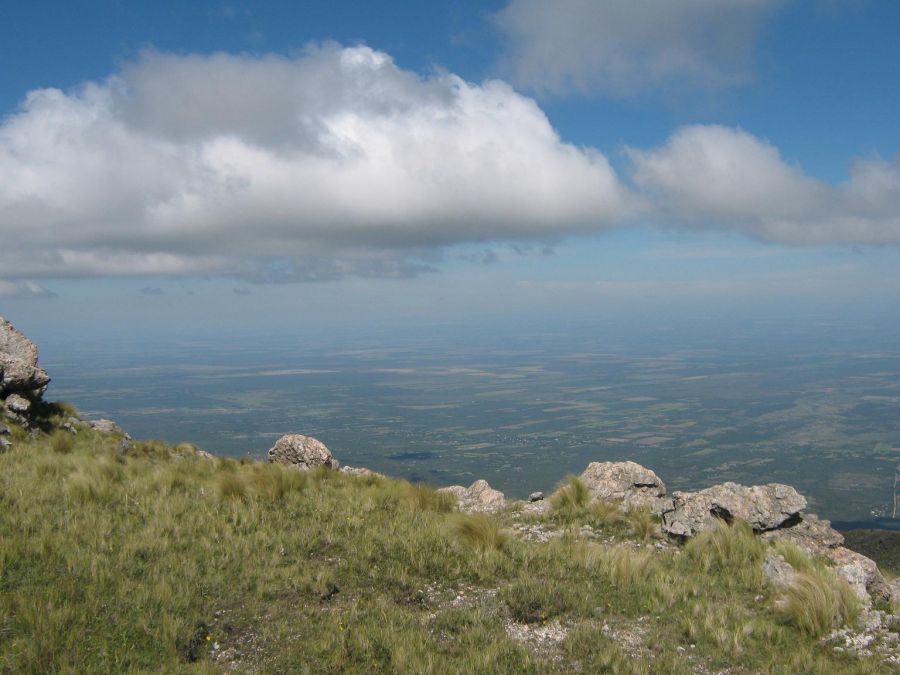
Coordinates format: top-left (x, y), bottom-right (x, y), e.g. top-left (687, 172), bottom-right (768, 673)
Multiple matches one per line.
top-left (264, 430), bottom-right (895, 613)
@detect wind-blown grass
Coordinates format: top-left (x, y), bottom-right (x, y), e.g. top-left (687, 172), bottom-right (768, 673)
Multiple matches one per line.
top-left (0, 419), bottom-right (888, 673)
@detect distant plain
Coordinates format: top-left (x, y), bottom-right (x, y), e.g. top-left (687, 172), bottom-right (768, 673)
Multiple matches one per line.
top-left (40, 317), bottom-right (900, 523)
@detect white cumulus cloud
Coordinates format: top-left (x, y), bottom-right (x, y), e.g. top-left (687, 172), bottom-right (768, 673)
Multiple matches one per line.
top-left (627, 125), bottom-right (900, 244)
top-left (0, 45), bottom-right (631, 282)
top-left (494, 0), bottom-right (781, 97)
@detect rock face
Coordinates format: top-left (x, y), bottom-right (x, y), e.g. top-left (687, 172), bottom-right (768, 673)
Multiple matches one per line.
top-left (760, 513), bottom-right (844, 553)
top-left (0, 317), bottom-right (50, 400)
top-left (438, 479), bottom-right (506, 513)
top-left (662, 482), bottom-right (807, 537)
top-left (827, 546), bottom-right (892, 605)
top-left (579, 461), bottom-right (670, 513)
top-left (763, 552), bottom-right (797, 587)
top-left (268, 434), bottom-right (340, 471)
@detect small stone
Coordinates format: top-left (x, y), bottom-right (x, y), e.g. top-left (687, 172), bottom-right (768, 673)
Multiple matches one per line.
top-left (528, 491), bottom-right (544, 502)
top-left (61, 422), bottom-right (77, 435)
top-left (0, 437), bottom-right (11, 450)
top-left (0, 423), bottom-right (9, 436)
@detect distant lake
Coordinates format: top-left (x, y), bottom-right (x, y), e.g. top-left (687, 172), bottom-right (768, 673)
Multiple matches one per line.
top-left (39, 317), bottom-right (900, 523)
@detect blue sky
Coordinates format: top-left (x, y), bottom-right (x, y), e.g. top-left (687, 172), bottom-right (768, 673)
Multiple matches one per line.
top-left (1, 0), bottom-right (899, 340)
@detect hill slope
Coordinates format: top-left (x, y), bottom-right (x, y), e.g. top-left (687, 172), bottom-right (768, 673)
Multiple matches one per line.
top-left (1, 419), bottom-right (898, 673)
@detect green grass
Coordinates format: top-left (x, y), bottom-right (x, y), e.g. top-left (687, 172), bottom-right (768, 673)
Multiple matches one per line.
top-left (0, 419), bottom-right (891, 673)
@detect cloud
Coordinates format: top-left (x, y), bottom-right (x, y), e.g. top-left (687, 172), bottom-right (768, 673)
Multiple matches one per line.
top-left (494, 0), bottom-right (781, 97)
top-left (0, 280), bottom-right (56, 299)
top-left (0, 45), bottom-right (630, 282)
top-left (627, 125), bottom-right (900, 245)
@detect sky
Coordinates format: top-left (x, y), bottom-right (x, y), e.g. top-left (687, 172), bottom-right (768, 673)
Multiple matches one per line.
top-left (1, 0), bottom-right (899, 343)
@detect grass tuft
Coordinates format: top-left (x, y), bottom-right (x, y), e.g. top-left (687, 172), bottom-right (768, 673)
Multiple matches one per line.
top-left (453, 513), bottom-right (509, 553)
top-left (49, 431), bottom-right (75, 454)
top-left (216, 472), bottom-right (248, 500)
top-left (624, 506), bottom-right (658, 542)
top-left (775, 569), bottom-right (861, 637)
top-left (550, 475), bottom-right (591, 512)
top-left (404, 483), bottom-right (457, 513)
top-left (686, 520), bottom-right (764, 574)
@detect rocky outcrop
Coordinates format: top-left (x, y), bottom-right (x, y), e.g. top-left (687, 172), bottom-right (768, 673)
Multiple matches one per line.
top-left (763, 552), bottom-right (797, 587)
top-left (0, 317), bottom-right (50, 400)
top-left (827, 546), bottom-right (892, 605)
top-left (268, 434), bottom-right (340, 471)
top-left (438, 479), bottom-right (506, 513)
top-left (760, 513), bottom-right (844, 554)
top-left (578, 461), bottom-right (670, 513)
top-left (662, 482), bottom-right (806, 537)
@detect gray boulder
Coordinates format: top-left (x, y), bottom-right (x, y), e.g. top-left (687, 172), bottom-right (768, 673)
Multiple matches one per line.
top-left (763, 552), bottom-right (798, 587)
top-left (579, 461), bottom-right (671, 513)
top-left (760, 513), bottom-right (844, 554)
top-left (438, 479), bottom-right (506, 513)
top-left (0, 317), bottom-right (50, 399)
top-left (268, 434), bottom-right (340, 470)
top-left (662, 482), bottom-right (807, 537)
top-left (0, 423), bottom-right (9, 436)
top-left (826, 546), bottom-right (892, 606)
top-left (5, 393), bottom-right (32, 415)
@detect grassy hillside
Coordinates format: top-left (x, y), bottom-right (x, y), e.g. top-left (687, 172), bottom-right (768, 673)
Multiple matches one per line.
top-left (0, 414), bottom-right (895, 673)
